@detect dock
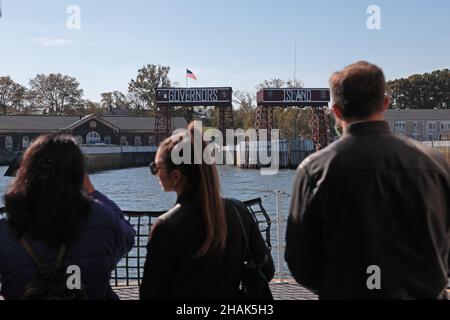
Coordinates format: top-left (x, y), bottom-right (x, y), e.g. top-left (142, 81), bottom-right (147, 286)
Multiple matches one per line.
top-left (112, 280), bottom-right (318, 300)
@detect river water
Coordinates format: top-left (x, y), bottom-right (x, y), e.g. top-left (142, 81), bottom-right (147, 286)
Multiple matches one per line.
top-left (0, 165), bottom-right (295, 217)
top-left (0, 166), bottom-right (296, 278)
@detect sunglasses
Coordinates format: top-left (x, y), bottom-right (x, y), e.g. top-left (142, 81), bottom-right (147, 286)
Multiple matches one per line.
top-left (149, 162), bottom-right (168, 175)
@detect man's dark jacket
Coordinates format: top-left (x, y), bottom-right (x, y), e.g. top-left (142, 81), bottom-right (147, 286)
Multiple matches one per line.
top-left (285, 121), bottom-right (450, 299)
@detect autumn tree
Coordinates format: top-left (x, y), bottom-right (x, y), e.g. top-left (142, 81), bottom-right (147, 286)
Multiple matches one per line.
top-left (128, 64), bottom-right (172, 115)
top-left (387, 69), bottom-right (450, 109)
top-left (0, 76), bottom-right (26, 115)
top-left (83, 100), bottom-right (102, 115)
top-left (62, 100), bottom-right (104, 116)
top-left (29, 74), bottom-right (84, 115)
top-left (233, 90), bottom-right (256, 130)
top-left (255, 78), bottom-right (304, 91)
top-left (101, 91), bottom-right (130, 112)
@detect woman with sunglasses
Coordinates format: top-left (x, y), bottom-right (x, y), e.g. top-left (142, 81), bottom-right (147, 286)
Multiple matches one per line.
top-left (140, 122), bottom-right (274, 300)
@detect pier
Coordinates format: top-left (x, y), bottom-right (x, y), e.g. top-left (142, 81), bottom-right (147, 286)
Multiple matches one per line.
top-left (112, 281), bottom-right (318, 300)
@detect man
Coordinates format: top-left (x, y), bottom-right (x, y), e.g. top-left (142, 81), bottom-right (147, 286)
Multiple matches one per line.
top-left (285, 61), bottom-right (450, 299)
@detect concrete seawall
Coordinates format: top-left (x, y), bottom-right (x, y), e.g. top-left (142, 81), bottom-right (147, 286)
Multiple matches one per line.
top-left (2, 142), bottom-right (448, 172)
top-left (80, 146), bottom-right (156, 172)
top-left (235, 139), bottom-right (316, 169)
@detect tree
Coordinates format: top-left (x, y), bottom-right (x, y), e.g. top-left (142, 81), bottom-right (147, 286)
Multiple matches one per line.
top-left (126, 92), bottom-right (151, 116)
top-left (29, 74), bottom-right (84, 115)
top-left (273, 107), bottom-right (313, 140)
top-left (387, 69), bottom-right (450, 109)
top-left (255, 78), bottom-right (304, 91)
top-left (128, 64), bottom-right (172, 115)
top-left (62, 100), bottom-right (104, 116)
top-left (101, 91), bottom-right (130, 112)
top-left (83, 100), bottom-right (104, 116)
top-left (233, 90), bottom-right (256, 129)
top-left (0, 76), bottom-right (26, 115)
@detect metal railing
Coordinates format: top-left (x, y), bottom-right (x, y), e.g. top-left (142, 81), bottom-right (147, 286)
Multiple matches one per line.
top-left (0, 198), bottom-right (275, 287)
top-left (112, 197), bottom-right (273, 287)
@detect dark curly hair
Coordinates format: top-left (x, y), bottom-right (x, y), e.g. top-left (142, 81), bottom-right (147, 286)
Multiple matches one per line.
top-left (4, 133), bottom-right (91, 247)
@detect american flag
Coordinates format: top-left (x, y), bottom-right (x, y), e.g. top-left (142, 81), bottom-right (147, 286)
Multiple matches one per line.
top-left (186, 69), bottom-right (197, 81)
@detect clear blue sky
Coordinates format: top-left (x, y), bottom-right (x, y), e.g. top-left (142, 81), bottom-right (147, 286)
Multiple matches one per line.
top-left (0, 0), bottom-right (449, 101)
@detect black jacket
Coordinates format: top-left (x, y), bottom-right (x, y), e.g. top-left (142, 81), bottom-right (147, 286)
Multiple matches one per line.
top-left (140, 190), bottom-right (274, 300)
top-left (286, 121), bottom-right (450, 300)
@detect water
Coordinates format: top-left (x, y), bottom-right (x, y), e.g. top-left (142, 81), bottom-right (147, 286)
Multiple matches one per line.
top-left (0, 165), bottom-right (295, 217)
top-left (0, 166), bottom-right (296, 277)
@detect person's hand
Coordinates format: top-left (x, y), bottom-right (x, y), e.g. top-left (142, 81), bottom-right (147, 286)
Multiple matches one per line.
top-left (83, 174), bottom-right (96, 194)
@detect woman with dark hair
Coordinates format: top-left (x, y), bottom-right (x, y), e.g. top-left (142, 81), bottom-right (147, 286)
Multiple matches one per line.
top-left (139, 122), bottom-right (274, 300)
top-left (0, 134), bottom-right (135, 300)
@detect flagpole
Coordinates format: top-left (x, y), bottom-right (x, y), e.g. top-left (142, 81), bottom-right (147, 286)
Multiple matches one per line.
top-left (294, 37), bottom-right (297, 83)
top-left (186, 68), bottom-right (188, 88)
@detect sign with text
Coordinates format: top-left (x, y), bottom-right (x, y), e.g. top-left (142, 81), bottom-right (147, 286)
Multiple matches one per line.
top-left (257, 88), bottom-right (330, 107)
top-left (156, 87), bottom-right (233, 106)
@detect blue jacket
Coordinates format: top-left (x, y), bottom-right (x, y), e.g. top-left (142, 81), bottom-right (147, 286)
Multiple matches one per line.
top-left (0, 191), bottom-right (135, 300)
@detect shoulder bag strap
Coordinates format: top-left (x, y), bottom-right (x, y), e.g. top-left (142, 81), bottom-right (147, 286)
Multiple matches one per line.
top-left (229, 198), bottom-right (255, 263)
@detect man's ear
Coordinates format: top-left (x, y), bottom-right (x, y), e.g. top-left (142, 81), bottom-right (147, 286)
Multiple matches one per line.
top-left (332, 103), bottom-right (344, 121)
top-left (382, 96), bottom-right (391, 112)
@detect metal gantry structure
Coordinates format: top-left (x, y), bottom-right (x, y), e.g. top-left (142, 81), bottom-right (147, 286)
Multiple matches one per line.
top-left (312, 107), bottom-right (331, 150)
top-left (154, 86), bottom-right (331, 151)
top-left (153, 105), bottom-right (172, 145)
top-left (154, 87), bottom-right (234, 145)
top-left (256, 88), bottom-right (331, 150)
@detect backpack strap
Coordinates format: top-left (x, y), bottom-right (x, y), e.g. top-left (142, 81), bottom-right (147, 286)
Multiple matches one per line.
top-left (19, 238), bottom-right (67, 271)
top-left (55, 245), bottom-right (67, 267)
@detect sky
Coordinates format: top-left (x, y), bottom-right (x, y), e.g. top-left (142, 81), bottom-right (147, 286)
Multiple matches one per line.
top-left (0, 0), bottom-right (449, 102)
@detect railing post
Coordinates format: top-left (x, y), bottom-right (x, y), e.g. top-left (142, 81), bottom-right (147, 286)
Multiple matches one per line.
top-left (275, 189), bottom-right (285, 283)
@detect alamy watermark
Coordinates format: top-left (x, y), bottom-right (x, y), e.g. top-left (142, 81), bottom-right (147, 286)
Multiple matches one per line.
top-left (170, 121), bottom-right (281, 176)
top-left (66, 265), bottom-right (82, 290)
top-left (67, 5), bottom-right (81, 30)
top-left (366, 265), bottom-right (381, 290)
top-left (367, 5), bottom-right (381, 30)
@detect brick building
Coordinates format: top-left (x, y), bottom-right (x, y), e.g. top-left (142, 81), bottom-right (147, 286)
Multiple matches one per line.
top-left (0, 114), bottom-right (187, 153)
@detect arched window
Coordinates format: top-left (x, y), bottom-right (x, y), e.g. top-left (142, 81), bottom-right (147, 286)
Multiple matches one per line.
top-left (120, 136), bottom-right (128, 146)
top-left (75, 136), bottom-right (84, 145)
top-left (86, 131), bottom-right (101, 144)
top-left (104, 135), bottom-right (112, 145)
top-left (5, 136), bottom-right (13, 149)
top-left (135, 136), bottom-right (142, 146)
top-left (22, 136), bottom-right (30, 149)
